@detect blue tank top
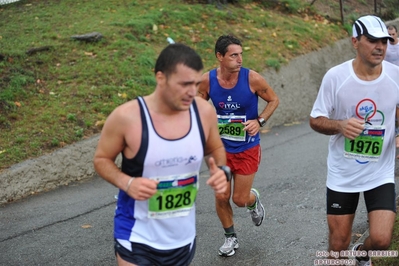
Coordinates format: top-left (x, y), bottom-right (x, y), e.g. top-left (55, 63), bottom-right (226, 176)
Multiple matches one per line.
top-left (209, 67), bottom-right (260, 153)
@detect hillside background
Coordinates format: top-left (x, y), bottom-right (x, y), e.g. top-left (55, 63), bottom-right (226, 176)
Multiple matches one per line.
top-left (0, 0), bottom-right (398, 173)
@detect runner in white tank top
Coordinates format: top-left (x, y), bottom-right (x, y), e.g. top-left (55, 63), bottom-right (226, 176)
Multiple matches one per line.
top-left (94, 43), bottom-right (229, 266)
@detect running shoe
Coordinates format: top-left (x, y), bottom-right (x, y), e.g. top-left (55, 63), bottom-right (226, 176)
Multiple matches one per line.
top-left (352, 243), bottom-right (372, 266)
top-left (248, 188), bottom-right (265, 226)
top-left (218, 234), bottom-right (239, 257)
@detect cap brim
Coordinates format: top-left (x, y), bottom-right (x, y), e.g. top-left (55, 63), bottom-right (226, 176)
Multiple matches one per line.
top-left (364, 33), bottom-right (394, 42)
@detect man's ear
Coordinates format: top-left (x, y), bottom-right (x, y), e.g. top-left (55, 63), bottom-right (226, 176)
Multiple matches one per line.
top-left (216, 52), bottom-right (223, 62)
top-left (351, 36), bottom-right (359, 49)
top-left (155, 71), bottom-right (166, 85)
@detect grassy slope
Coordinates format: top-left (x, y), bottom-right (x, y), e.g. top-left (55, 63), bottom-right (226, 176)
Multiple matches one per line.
top-left (0, 0), bottom-right (349, 171)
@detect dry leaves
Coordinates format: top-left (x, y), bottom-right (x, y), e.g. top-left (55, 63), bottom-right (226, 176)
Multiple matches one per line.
top-left (81, 224), bottom-right (92, 229)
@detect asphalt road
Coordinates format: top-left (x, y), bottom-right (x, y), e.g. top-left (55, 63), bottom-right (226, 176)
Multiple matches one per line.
top-left (1, 120), bottom-right (398, 266)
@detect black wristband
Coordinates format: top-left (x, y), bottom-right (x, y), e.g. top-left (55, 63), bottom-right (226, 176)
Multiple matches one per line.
top-left (218, 165), bottom-right (232, 182)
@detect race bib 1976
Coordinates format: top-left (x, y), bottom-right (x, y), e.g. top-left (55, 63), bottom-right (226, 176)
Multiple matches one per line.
top-left (344, 125), bottom-right (385, 162)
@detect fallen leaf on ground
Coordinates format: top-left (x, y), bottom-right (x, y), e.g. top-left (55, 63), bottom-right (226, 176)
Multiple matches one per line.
top-left (118, 93), bottom-right (127, 99)
top-left (81, 224), bottom-right (92, 229)
top-left (95, 120), bottom-right (105, 128)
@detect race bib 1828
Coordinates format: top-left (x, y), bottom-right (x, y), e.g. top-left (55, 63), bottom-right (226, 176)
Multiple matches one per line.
top-left (148, 172), bottom-right (199, 219)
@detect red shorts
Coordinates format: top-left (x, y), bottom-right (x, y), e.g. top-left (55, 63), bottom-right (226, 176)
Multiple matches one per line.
top-left (226, 145), bottom-right (261, 175)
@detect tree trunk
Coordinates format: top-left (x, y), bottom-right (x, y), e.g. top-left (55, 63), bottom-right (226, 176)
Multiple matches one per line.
top-left (339, 0), bottom-right (344, 24)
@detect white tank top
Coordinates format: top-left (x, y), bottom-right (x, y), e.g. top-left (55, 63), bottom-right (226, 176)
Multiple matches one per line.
top-left (114, 96), bottom-right (205, 250)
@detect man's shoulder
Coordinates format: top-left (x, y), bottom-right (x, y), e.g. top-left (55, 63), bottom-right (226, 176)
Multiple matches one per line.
top-left (382, 60), bottom-right (399, 78)
top-left (193, 97), bottom-right (217, 126)
top-left (194, 96), bottom-right (211, 107)
top-left (325, 60), bottom-right (351, 75)
top-left (201, 71), bottom-right (211, 79)
top-left (101, 98), bottom-right (141, 132)
top-left (247, 68), bottom-right (265, 83)
top-left (203, 68), bottom-right (217, 77)
top-left (121, 97), bottom-right (139, 107)
top-left (113, 98), bottom-right (140, 116)
top-left (194, 97), bottom-right (217, 114)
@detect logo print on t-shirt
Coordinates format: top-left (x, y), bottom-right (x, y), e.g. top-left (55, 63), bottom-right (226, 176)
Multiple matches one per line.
top-left (352, 98), bottom-right (385, 165)
top-left (356, 98), bottom-right (377, 122)
top-left (218, 96), bottom-right (241, 110)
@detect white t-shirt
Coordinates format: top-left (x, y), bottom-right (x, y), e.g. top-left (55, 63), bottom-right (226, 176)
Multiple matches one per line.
top-left (385, 40), bottom-right (399, 66)
top-left (310, 59), bottom-right (399, 192)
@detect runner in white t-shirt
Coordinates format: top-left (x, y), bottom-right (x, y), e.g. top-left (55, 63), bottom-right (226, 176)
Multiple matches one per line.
top-left (385, 25), bottom-right (399, 66)
top-left (310, 15), bottom-right (399, 266)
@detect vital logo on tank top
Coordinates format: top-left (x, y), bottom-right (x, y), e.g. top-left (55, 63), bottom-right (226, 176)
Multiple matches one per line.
top-left (218, 95), bottom-right (241, 110)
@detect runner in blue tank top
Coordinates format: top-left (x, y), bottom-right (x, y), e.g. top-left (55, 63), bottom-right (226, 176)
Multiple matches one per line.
top-left (197, 34), bottom-right (279, 257)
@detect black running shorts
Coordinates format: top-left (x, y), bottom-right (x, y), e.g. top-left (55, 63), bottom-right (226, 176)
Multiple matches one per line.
top-left (114, 238), bottom-right (196, 266)
top-left (326, 183), bottom-right (396, 215)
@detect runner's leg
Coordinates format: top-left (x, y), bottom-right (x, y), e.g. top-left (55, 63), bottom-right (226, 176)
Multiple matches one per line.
top-left (327, 214), bottom-right (355, 258)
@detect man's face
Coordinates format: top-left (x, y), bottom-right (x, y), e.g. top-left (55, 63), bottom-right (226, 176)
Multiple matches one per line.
top-left (158, 64), bottom-right (202, 112)
top-left (354, 35), bottom-right (388, 67)
top-left (218, 44), bottom-right (243, 72)
top-left (388, 28), bottom-right (398, 44)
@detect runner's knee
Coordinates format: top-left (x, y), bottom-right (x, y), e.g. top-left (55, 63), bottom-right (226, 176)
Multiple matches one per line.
top-left (329, 232), bottom-right (351, 251)
top-left (215, 192), bottom-right (231, 202)
top-left (232, 194), bottom-right (250, 207)
top-left (369, 236), bottom-right (392, 250)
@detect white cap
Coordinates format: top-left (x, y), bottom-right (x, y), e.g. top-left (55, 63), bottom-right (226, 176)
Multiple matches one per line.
top-left (352, 15), bottom-right (394, 42)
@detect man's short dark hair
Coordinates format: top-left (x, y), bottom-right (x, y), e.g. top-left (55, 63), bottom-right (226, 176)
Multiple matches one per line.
top-left (387, 25), bottom-right (398, 32)
top-left (154, 43), bottom-right (203, 77)
top-left (215, 35), bottom-right (242, 57)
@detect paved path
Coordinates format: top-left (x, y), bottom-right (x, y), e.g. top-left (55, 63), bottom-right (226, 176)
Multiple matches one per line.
top-left (1, 121), bottom-right (397, 265)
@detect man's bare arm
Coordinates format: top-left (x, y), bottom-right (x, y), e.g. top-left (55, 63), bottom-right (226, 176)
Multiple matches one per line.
top-left (93, 108), bottom-right (131, 191)
top-left (195, 97), bottom-right (227, 192)
top-left (309, 116), bottom-right (364, 140)
top-left (197, 72), bottom-right (210, 100)
top-left (250, 70), bottom-right (279, 121)
top-left (309, 116), bottom-right (341, 135)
